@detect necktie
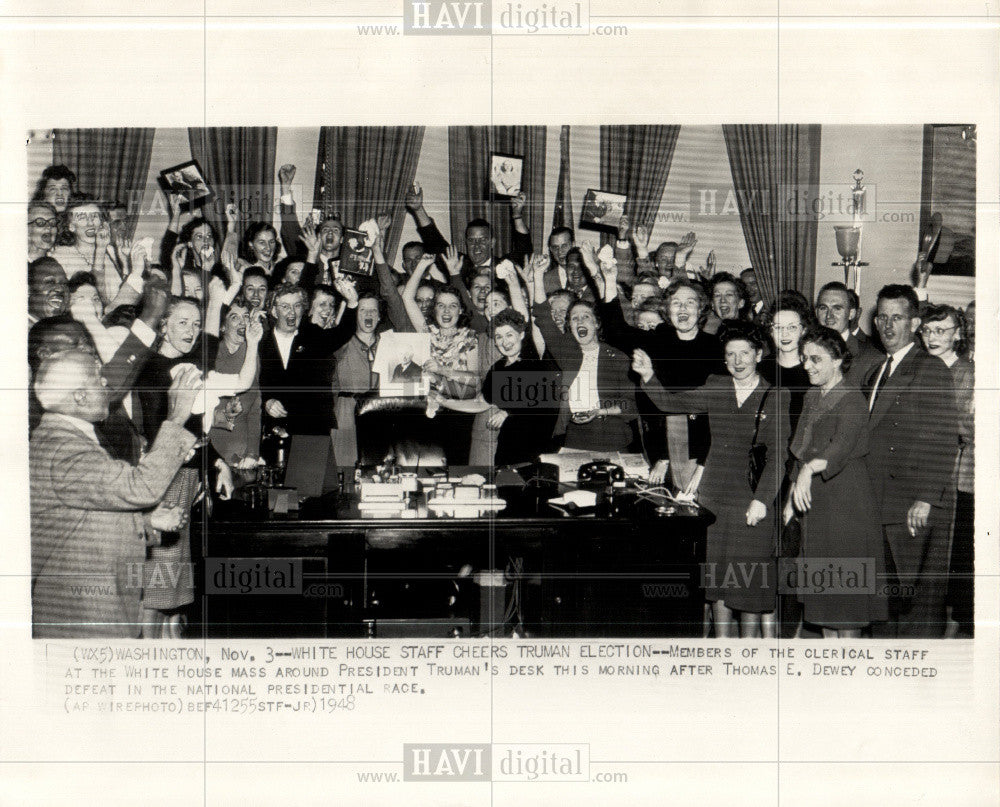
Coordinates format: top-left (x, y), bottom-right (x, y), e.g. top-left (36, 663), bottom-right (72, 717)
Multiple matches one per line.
top-left (868, 355), bottom-right (893, 412)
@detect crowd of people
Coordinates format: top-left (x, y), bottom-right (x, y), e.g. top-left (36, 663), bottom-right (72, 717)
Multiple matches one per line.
top-left (27, 160), bottom-right (975, 641)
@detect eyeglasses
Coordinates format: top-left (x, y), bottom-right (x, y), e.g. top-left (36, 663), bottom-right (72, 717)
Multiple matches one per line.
top-left (920, 325), bottom-right (958, 338)
top-left (875, 314), bottom-right (911, 327)
top-left (29, 218), bottom-right (58, 228)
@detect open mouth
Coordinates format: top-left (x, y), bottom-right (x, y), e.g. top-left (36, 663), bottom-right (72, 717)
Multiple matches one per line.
top-left (575, 327), bottom-right (590, 340)
top-left (45, 292), bottom-right (65, 314)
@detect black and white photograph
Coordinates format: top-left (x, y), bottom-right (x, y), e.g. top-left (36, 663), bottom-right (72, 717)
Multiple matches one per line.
top-left (489, 151), bottom-right (524, 197)
top-left (3, 5), bottom-right (998, 806)
top-left (23, 123), bottom-right (979, 642)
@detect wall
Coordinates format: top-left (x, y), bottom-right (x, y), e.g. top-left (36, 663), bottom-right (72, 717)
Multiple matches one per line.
top-left (26, 125), bottom-right (974, 311)
top-left (815, 125), bottom-right (974, 323)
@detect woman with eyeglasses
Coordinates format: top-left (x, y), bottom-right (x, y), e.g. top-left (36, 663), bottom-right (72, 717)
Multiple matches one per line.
top-left (783, 326), bottom-right (888, 638)
top-left (27, 201), bottom-right (59, 262)
top-left (759, 297), bottom-right (814, 435)
top-left (633, 322), bottom-right (790, 638)
top-left (920, 304), bottom-right (974, 637)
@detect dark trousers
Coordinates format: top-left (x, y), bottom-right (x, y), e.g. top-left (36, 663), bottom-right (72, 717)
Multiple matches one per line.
top-left (872, 523), bottom-right (949, 638)
top-left (947, 490), bottom-right (974, 634)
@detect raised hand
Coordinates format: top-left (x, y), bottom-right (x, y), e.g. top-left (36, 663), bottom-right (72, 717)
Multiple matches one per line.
top-left (631, 349), bottom-right (654, 383)
top-left (510, 192), bottom-right (527, 219)
top-left (225, 203), bottom-right (239, 226)
top-left (578, 242), bottom-right (600, 275)
top-left (404, 182), bottom-right (424, 212)
top-left (171, 243), bottom-right (188, 275)
top-left (139, 277), bottom-right (170, 328)
top-left (94, 222), bottom-right (111, 254)
top-left (617, 215), bottom-right (630, 241)
top-left (678, 231), bottom-right (697, 260)
top-left (129, 241), bottom-right (148, 276)
top-left (207, 276), bottom-right (228, 304)
top-left (334, 276), bottom-right (359, 308)
top-left (278, 164), bottom-right (296, 189)
top-left (376, 213), bottom-right (392, 234)
top-left (442, 245), bottom-right (463, 277)
top-left (299, 220), bottom-right (321, 260)
top-left (245, 315), bottom-right (264, 345)
top-left (166, 365), bottom-right (204, 425)
top-left (415, 252), bottom-right (436, 276)
top-left (631, 224), bottom-right (650, 251)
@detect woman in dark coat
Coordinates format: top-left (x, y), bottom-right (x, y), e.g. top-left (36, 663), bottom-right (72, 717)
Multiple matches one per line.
top-left (785, 327), bottom-right (888, 637)
top-left (633, 322), bottom-right (790, 638)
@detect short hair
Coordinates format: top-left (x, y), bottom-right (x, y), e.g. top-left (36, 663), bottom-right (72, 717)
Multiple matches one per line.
top-left (33, 349), bottom-right (95, 412)
top-left (163, 295), bottom-right (202, 324)
top-left (486, 287), bottom-right (511, 307)
top-left (67, 271), bottom-right (98, 294)
top-left (665, 278), bottom-right (711, 323)
top-left (240, 222), bottom-right (280, 263)
top-left (635, 298), bottom-right (666, 320)
top-left (319, 214), bottom-right (343, 230)
top-left (28, 315), bottom-right (91, 373)
top-left (548, 288), bottom-right (576, 306)
top-left (31, 165), bottom-right (77, 205)
top-left (402, 241), bottom-right (424, 255)
top-left (29, 256), bottom-right (66, 286)
top-left (312, 283), bottom-right (336, 301)
top-left (271, 283), bottom-right (308, 307)
top-left (655, 241), bottom-right (679, 252)
top-left (764, 290), bottom-right (815, 331)
top-left (710, 272), bottom-right (749, 305)
top-left (549, 226), bottom-right (575, 243)
top-left (567, 299), bottom-right (602, 336)
top-left (801, 325), bottom-right (853, 374)
top-left (65, 194), bottom-right (102, 216)
top-left (876, 284), bottom-right (920, 319)
top-left (29, 200), bottom-right (58, 218)
top-left (922, 303), bottom-right (968, 355)
top-left (179, 216), bottom-right (218, 247)
top-left (817, 281), bottom-right (860, 312)
top-left (242, 266), bottom-right (268, 285)
top-left (492, 307), bottom-right (528, 333)
top-left (466, 218), bottom-right (492, 236)
top-left (272, 255), bottom-right (304, 286)
top-left (718, 320), bottom-right (766, 353)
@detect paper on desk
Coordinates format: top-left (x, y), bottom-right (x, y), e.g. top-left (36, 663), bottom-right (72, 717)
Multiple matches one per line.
top-left (549, 490), bottom-right (597, 508)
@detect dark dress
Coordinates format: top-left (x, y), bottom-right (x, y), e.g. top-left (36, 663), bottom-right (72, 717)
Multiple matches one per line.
top-left (482, 355), bottom-right (562, 467)
top-left (758, 357), bottom-right (810, 437)
top-left (643, 374), bottom-right (790, 613)
top-left (789, 382), bottom-right (888, 629)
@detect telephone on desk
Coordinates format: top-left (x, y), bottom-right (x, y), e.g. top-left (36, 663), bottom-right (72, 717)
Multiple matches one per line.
top-left (577, 461), bottom-right (625, 488)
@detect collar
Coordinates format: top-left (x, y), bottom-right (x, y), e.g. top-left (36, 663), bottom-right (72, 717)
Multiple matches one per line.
top-left (51, 412), bottom-right (100, 444)
top-left (885, 340), bottom-right (916, 367)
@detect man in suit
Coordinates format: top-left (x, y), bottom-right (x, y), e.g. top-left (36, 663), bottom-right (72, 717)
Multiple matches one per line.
top-left (259, 282), bottom-right (358, 450)
top-left (404, 183), bottom-right (534, 287)
top-left (30, 352), bottom-right (201, 638)
top-left (815, 281), bottom-right (882, 387)
top-left (865, 284), bottom-right (958, 638)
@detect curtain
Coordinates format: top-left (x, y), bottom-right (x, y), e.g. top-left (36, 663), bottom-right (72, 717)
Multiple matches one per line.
top-left (447, 126), bottom-right (547, 258)
top-left (599, 125), bottom-right (680, 243)
top-left (188, 127), bottom-right (278, 243)
top-left (551, 125), bottom-right (574, 231)
top-left (313, 126), bottom-right (425, 262)
top-left (722, 124), bottom-right (822, 304)
top-left (53, 128), bottom-right (155, 239)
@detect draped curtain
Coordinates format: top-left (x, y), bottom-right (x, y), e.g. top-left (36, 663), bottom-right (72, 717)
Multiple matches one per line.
top-left (551, 125), bottom-right (574, 230)
top-left (188, 127), bottom-right (277, 243)
top-left (53, 128), bottom-right (155, 239)
top-left (599, 125), bottom-right (680, 244)
top-left (722, 124), bottom-right (822, 304)
top-left (312, 126), bottom-right (425, 262)
top-left (447, 126), bottom-right (547, 258)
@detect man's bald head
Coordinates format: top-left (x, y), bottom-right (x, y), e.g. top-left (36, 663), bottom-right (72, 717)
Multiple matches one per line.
top-left (34, 349), bottom-right (108, 422)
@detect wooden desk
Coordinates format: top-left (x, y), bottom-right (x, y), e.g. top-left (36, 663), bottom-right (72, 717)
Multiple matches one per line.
top-left (202, 492), bottom-right (711, 639)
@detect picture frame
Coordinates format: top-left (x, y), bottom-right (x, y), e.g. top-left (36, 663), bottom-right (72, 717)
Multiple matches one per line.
top-left (339, 228), bottom-right (375, 277)
top-left (373, 331), bottom-right (432, 397)
top-left (489, 151), bottom-right (524, 198)
top-left (579, 188), bottom-right (627, 232)
top-left (157, 159), bottom-right (213, 210)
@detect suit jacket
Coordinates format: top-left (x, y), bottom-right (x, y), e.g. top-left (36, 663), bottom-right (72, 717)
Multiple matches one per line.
top-left (844, 331), bottom-right (883, 390)
top-left (417, 218), bottom-right (533, 287)
top-left (863, 344), bottom-right (958, 525)
top-left (258, 312), bottom-right (357, 435)
top-left (30, 415), bottom-right (196, 638)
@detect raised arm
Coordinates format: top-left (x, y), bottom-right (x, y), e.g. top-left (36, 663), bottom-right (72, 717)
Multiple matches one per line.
top-left (632, 349), bottom-right (709, 413)
top-left (371, 218), bottom-right (414, 332)
top-left (278, 164), bottom-right (306, 259)
top-left (401, 254), bottom-right (435, 333)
